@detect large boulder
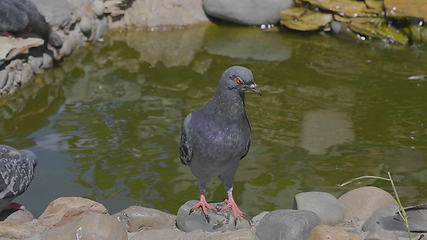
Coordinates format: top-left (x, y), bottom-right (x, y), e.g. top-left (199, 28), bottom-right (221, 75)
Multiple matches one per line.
top-left (119, 0), bottom-right (209, 29)
top-left (338, 187), bottom-right (398, 221)
top-left (38, 197), bottom-right (108, 227)
top-left (256, 209), bottom-right (320, 240)
top-left (203, 0), bottom-right (294, 25)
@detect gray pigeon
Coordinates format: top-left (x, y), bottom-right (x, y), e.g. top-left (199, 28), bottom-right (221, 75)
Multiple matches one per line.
top-left (0, 145), bottom-right (37, 212)
top-left (179, 66), bottom-right (261, 219)
top-left (0, 0), bottom-right (63, 47)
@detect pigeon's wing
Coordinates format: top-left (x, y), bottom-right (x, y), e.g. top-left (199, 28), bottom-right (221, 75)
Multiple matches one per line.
top-left (0, 145), bottom-right (35, 200)
top-left (240, 117), bottom-right (252, 160)
top-left (179, 113), bottom-right (193, 165)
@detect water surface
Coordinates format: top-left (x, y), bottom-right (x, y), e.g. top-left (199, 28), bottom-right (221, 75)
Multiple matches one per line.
top-left (1, 24), bottom-right (426, 217)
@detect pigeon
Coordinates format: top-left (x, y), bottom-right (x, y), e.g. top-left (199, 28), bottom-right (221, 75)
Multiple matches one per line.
top-left (0, 145), bottom-right (37, 212)
top-left (179, 66), bottom-right (261, 219)
top-left (0, 0), bottom-right (63, 47)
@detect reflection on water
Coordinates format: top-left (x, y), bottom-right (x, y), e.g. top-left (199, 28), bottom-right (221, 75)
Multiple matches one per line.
top-left (1, 25), bottom-right (426, 216)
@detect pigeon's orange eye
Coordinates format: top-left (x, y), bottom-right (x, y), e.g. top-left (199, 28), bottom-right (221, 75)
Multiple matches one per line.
top-left (234, 77), bottom-right (243, 84)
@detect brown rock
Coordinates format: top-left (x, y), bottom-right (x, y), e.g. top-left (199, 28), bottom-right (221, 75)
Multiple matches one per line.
top-left (302, 0), bottom-right (370, 17)
top-left (0, 221), bottom-right (34, 239)
top-left (117, 206), bottom-right (176, 232)
top-left (384, 0), bottom-right (427, 20)
top-left (308, 225), bottom-right (364, 240)
top-left (339, 186), bottom-right (398, 221)
top-left (280, 7), bottom-right (333, 31)
top-left (38, 197), bottom-right (108, 227)
top-left (42, 213), bottom-right (127, 240)
top-left (365, 0), bottom-right (384, 9)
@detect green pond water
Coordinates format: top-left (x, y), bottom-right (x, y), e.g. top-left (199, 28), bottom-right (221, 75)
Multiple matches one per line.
top-left (1, 24), bottom-right (426, 217)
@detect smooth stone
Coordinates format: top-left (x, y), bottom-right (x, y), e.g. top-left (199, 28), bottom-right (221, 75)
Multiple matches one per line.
top-left (59, 30), bottom-right (83, 58)
top-left (331, 21), bottom-right (344, 34)
top-left (114, 206), bottom-right (176, 232)
top-left (42, 213), bottom-right (127, 240)
top-left (204, 0), bottom-right (293, 25)
top-left (32, 0), bottom-right (76, 27)
top-left (0, 70), bottom-right (8, 89)
top-left (280, 7), bottom-right (333, 31)
top-left (308, 225), bottom-right (364, 240)
top-left (28, 56), bottom-right (44, 74)
top-left (93, 18), bottom-right (108, 41)
top-left (79, 15), bottom-right (93, 35)
top-left (120, 0), bottom-right (209, 28)
top-left (0, 208), bottom-right (34, 223)
top-left (176, 200), bottom-right (251, 232)
top-left (295, 192), bottom-right (344, 225)
top-left (251, 211), bottom-right (270, 228)
top-left (362, 205), bottom-right (399, 232)
top-left (21, 63), bottom-right (34, 85)
top-left (130, 229), bottom-right (258, 240)
top-left (339, 187), bottom-right (398, 221)
top-left (256, 209), bottom-right (320, 240)
top-left (38, 197), bottom-right (108, 227)
top-left (0, 222), bottom-right (34, 239)
top-left (42, 53), bottom-right (53, 69)
top-left (91, 0), bottom-right (105, 16)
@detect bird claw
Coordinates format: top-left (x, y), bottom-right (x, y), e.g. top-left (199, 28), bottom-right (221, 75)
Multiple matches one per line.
top-left (189, 196), bottom-right (215, 222)
top-left (221, 197), bottom-right (244, 219)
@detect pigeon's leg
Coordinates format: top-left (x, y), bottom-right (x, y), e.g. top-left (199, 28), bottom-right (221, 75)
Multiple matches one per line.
top-left (189, 191), bottom-right (215, 216)
top-left (221, 188), bottom-right (244, 219)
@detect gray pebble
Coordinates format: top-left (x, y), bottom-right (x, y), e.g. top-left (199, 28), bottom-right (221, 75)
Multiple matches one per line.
top-left (0, 69), bottom-right (9, 89)
top-left (42, 53), bottom-right (54, 69)
top-left (21, 63), bottom-right (34, 85)
top-left (29, 56), bottom-right (44, 74)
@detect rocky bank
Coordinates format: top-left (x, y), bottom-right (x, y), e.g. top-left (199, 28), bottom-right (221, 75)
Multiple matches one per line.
top-left (1, 186), bottom-right (425, 240)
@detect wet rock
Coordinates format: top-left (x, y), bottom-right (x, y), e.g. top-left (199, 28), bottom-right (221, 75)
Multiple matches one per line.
top-left (42, 213), bottom-right (127, 240)
top-left (21, 63), bottom-right (34, 85)
top-left (280, 7), bottom-right (333, 31)
top-left (91, 0), bottom-right (105, 17)
top-left (251, 211), bottom-right (270, 228)
top-left (130, 229), bottom-right (258, 240)
top-left (176, 200), bottom-right (251, 232)
top-left (384, 0), bottom-right (427, 20)
top-left (348, 18), bottom-right (409, 44)
top-left (60, 30), bottom-right (83, 58)
top-left (302, 0), bottom-right (371, 17)
top-left (0, 37), bottom-right (44, 61)
top-left (204, 0), bottom-right (293, 25)
top-left (408, 25), bottom-right (427, 44)
top-left (119, 0), bottom-right (208, 29)
top-left (42, 53), bottom-right (53, 69)
top-left (331, 21), bottom-right (344, 34)
top-left (32, 0), bottom-right (76, 27)
top-left (29, 56), bottom-right (44, 74)
top-left (0, 208), bottom-right (34, 223)
top-left (295, 192), bottom-right (344, 225)
top-left (256, 209), bottom-right (320, 240)
top-left (94, 18), bottom-right (108, 41)
top-left (0, 70), bottom-right (8, 89)
top-left (308, 225), bottom-right (364, 240)
top-left (38, 197), bottom-right (108, 227)
top-left (338, 186), bottom-right (398, 221)
top-left (0, 221), bottom-right (34, 239)
top-left (113, 206), bottom-right (176, 232)
top-left (365, 0), bottom-right (384, 10)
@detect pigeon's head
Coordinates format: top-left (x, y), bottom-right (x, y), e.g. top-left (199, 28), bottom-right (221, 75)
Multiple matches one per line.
top-left (220, 66), bottom-right (262, 96)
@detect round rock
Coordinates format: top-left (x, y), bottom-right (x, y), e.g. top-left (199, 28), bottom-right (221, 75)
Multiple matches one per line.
top-left (176, 200), bottom-right (251, 232)
top-left (295, 191), bottom-right (344, 225)
top-left (203, 0), bottom-right (294, 25)
top-left (339, 187), bottom-right (397, 221)
top-left (256, 209), bottom-right (320, 240)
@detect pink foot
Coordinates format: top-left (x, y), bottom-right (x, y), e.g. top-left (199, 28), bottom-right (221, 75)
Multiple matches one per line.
top-left (1, 203), bottom-right (25, 212)
top-left (221, 192), bottom-right (244, 219)
top-left (189, 192), bottom-right (215, 217)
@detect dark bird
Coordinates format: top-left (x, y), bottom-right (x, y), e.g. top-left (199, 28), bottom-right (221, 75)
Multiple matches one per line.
top-left (179, 66), bottom-right (261, 219)
top-left (0, 145), bottom-right (37, 212)
top-left (0, 0), bottom-right (62, 47)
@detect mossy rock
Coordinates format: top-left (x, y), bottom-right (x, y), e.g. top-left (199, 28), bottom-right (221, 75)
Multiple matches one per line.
top-left (348, 18), bottom-right (409, 44)
top-left (302, 0), bottom-right (371, 17)
top-left (280, 7), bottom-right (333, 31)
top-left (408, 25), bottom-right (427, 44)
top-left (384, 0), bottom-right (427, 20)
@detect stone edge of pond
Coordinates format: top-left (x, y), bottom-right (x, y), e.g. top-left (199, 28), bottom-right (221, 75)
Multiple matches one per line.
top-left (1, 186), bottom-right (424, 240)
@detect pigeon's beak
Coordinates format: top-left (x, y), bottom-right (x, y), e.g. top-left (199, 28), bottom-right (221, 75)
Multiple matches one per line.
top-left (248, 84), bottom-right (262, 96)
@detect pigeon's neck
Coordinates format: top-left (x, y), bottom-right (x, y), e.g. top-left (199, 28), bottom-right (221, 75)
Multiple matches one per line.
top-left (209, 86), bottom-right (246, 117)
